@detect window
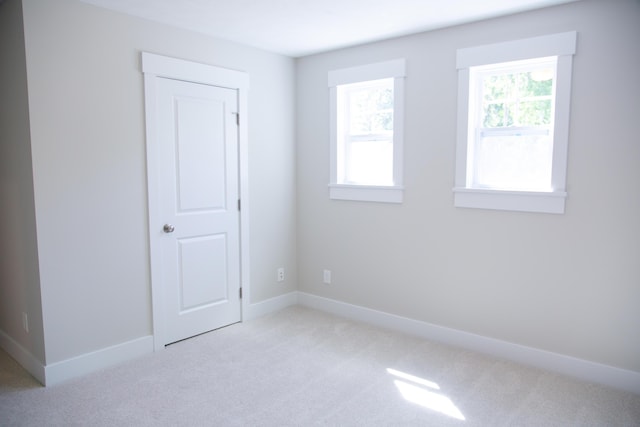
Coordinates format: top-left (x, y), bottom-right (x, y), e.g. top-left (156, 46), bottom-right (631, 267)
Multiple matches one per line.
top-left (338, 78), bottom-right (394, 186)
top-left (471, 57), bottom-right (556, 191)
top-left (454, 32), bottom-right (577, 214)
top-left (329, 59), bottom-right (405, 203)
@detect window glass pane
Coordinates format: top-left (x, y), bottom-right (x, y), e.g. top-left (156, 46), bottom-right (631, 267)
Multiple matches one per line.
top-left (371, 111), bottom-right (393, 133)
top-left (345, 139), bottom-right (393, 185)
top-left (347, 80), bottom-right (393, 135)
top-left (519, 70), bottom-right (553, 97)
top-left (517, 100), bottom-right (552, 126)
top-left (482, 73), bottom-right (515, 128)
top-left (338, 78), bottom-right (394, 186)
top-left (474, 134), bottom-right (553, 191)
top-left (473, 58), bottom-right (556, 191)
top-left (483, 74), bottom-right (511, 101)
top-left (483, 102), bottom-right (510, 127)
top-left (481, 66), bottom-right (554, 128)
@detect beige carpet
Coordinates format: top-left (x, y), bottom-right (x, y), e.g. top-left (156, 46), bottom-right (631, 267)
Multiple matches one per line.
top-left (1, 306), bottom-right (639, 426)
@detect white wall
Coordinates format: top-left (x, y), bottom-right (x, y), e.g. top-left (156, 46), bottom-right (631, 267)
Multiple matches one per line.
top-left (296, 0), bottom-right (640, 373)
top-left (20, 0), bottom-right (297, 365)
top-left (7, 0), bottom-right (638, 384)
top-left (0, 0), bottom-right (46, 363)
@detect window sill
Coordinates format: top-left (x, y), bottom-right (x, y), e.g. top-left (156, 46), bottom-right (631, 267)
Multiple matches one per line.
top-left (453, 187), bottom-right (566, 214)
top-left (329, 184), bottom-right (404, 203)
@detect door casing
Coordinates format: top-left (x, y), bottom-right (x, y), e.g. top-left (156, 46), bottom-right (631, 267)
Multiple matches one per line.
top-left (142, 52), bottom-right (251, 351)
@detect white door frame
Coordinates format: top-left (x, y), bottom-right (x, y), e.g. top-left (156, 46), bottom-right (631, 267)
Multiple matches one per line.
top-left (142, 52), bottom-right (251, 351)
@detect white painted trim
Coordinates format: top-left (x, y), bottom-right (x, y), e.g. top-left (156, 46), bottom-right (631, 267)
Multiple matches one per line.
top-left (329, 85), bottom-right (338, 189)
top-left (238, 79), bottom-right (252, 327)
top-left (44, 336), bottom-right (153, 386)
top-left (457, 31), bottom-right (577, 68)
top-left (329, 184), bottom-right (404, 203)
top-left (142, 52), bottom-right (249, 89)
top-left (454, 33), bottom-right (576, 214)
top-left (244, 292), bottom-right (298, 321)
top-left (142, 52), bottom-right (251, 350)
top-left (0, 329), bottom-right (46, 385)
top-left (297, 292), bottom-right (640, 395)
top-left (392, 76), bottom-right (405, 188)
top-left (455, 68), bottom-right (471, 188)
top-left (453, 188), bottom-right (566, 214)
top-left (143, 70), bottom-right (165, 352)
top-left (551, 54), bottom-right (574, 192)
top-left (328, 59), bottom-right (406, 87)
top-left (2, 288), bottom-right (292, 388)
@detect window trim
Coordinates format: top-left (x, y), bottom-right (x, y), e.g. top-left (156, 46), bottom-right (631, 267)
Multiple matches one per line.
top-left (329, 59), bottom-right (406, 203)
top-left (454, 32), bottom-right (577, 214)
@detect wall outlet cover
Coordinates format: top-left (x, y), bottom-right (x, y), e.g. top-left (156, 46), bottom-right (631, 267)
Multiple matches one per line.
top-left (323, 269), bottom-right (331, 284)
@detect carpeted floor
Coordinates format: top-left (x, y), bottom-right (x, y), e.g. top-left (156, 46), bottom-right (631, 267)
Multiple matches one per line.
top-left (1, 306), bottom-right (639, 426)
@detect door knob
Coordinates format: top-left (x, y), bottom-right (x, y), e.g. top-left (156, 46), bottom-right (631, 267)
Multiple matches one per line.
top-left (163, 224), bottom-right (175, 233)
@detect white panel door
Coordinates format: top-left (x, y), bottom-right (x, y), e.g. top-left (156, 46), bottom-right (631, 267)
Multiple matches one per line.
top-left (156, 77), bottom-right (240, 345)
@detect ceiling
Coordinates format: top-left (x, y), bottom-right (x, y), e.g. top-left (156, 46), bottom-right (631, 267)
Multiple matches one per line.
top-left (80, 0), bottom-right (579, 57)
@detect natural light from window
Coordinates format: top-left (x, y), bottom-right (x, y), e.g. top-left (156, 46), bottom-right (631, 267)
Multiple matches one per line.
top-left (337, 78), bottom-right (394, 186)
top-left (328, 58), bottom-right (405, 203)
top-left (387, 368), bottom-right (466, 421)
top-left (453, 31), bottom-right (576, 214)
top-left (468, 57), bottom-right (557, 192)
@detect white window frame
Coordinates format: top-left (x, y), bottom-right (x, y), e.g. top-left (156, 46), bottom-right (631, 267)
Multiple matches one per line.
top-left (329, 59), bottom-right (406, 203)
top-left (454, 32), bottom-right (577, 214)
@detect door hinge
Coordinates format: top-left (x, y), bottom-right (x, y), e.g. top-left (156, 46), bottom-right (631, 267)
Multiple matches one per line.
top-left (239, 287), bottom-right (243, 299)
top-left (233, 112), bottom-right (239, 126)
top-left (238, 199), bottom-right (241, 211)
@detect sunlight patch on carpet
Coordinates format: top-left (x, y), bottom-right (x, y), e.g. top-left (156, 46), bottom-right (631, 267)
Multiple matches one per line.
top-left (388, 368), bottom-right (466, 421)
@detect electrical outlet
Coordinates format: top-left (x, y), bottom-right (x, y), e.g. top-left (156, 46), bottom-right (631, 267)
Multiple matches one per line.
top-left (22, 312), bottom-right (29, 333)
top-left (323, 269), bottom-right (332, 284)
top-left (277, 267), bottom-right (285, 282)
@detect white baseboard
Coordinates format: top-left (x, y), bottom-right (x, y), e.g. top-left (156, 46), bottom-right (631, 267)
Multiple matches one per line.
top-left (6, 292), bottom-right (637, 394)
top-left (0, 329), bottom-right (46, 384)
top-left (3, 290), bottom-right (298, 387)
top-left (44, 291), bottom-right (299, 385)
top-left (244, 291), bottom-right (298, 321)
top-left (44, 335), bottom-right (154, 386)
top-left (297, 292), bottom-right (640, 395)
